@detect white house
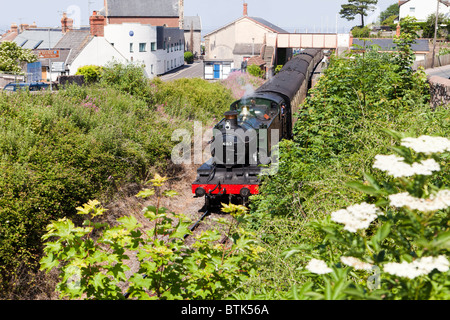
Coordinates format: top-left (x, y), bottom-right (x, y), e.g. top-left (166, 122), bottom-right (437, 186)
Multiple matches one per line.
top-left (399, 0), bottom-right (450, 22)
top-left (68, 37), bottom-right (128, 75)
top-left (104, 23), bottom-right (184, 78)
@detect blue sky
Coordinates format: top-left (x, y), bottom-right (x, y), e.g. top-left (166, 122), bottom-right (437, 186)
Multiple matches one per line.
top-left (0, 0), bottom-right (398, 34)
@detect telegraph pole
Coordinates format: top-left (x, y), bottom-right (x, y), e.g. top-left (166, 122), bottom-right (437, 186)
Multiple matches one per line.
top-left (432, 0), bottom-right (440, 68)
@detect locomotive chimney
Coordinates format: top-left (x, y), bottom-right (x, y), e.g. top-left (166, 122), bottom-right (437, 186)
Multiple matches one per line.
top-left (243, 2), bottom-right (248, 16)
top-left (224, 111), bottom-right (238, 129)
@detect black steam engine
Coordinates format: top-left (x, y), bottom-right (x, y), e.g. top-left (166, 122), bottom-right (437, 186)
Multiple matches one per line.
top-left (192, 49), bottom-right (324, 208)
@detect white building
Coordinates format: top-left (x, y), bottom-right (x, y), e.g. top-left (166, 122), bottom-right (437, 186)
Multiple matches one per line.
top-left (104, 23), bottom-right (184, 78)
top-left (399, 0), bottom-right (450, 22)
top-left (68, 37), bottom-right (128, 75)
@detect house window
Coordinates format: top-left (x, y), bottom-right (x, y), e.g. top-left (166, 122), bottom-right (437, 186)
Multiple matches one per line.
top-left (410, 7), bottom-right (415, 13)
top-left (171, 44), bottom-right (174, 52)
top-left (139, 43), bottom-right (147, 52)
top-left (130, 43), bottom-right (134, 53)
top-left (151, 42), bottom-right (156, 51)
top-left (151, 64), bottom-right (154, 74)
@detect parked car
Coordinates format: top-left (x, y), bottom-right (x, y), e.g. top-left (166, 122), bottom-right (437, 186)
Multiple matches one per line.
top-left (3, 82), bottom-right (49, 92)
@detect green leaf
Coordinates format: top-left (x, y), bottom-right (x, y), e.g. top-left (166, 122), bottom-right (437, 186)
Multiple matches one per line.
top-left (162, 190), bottom-right (179, 198)
top-left (420, 230), bottom-right (450, 251)
top-left (136, 188), bottom-right (155, 199)
top-left (346, 181), bottom-right (386, 196)
top-left (40, 253), bottom-right (60, 272)
top-left (118, 215), bottom-right (141, 231)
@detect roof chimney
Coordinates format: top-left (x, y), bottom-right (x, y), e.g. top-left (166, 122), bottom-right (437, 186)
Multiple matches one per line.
top-left (10, 23), bottom-right (18, 33)
top-left (90, 11), bottom-right (106, 37)
top-left (243, 2), bottom-right (248, 16)
top-left (61, 12), bottom-right (74, 34)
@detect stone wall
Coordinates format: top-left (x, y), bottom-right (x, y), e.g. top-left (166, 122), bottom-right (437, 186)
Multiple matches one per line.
top-left (428, 75), bottom-right (450, 110)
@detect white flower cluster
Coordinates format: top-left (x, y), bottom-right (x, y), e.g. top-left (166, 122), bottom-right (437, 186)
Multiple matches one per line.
top-left (330, 202), bottom-right (380, 232)
top-left (305, 259), bottom-right (332, 274)
top-left (401, 136), bottom-right (450, 155)
top-left (389, 190), bottom-right (450, 212)
top-left (372, 155), bottom-right (440, 178)
top-left (340, 256), bottom-right (373, 271)
top-left (384, 256), bottom-right (450, 279)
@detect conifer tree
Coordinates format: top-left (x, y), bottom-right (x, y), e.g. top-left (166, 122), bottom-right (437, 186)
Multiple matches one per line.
top-left (340, 0), bottom-right (378, 27)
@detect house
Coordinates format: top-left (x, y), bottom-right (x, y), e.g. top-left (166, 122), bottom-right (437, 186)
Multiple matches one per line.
top-left (102, 0), bottom-right (182, 28)
top-left (103, 23), bottom-right (184, 77)
top-left (54, 28), bottom-right (127, 77)
top-left (204, 2), bottom-right (288, 78)
top-left (399, 0), bottom-right (450, 22)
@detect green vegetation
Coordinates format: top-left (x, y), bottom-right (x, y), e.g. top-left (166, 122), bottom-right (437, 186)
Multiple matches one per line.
top-left (0, 41), bottom-right (37, 74)
top-left (340, 0), bottom-right (378, 27)
top-left (75, 65), bottom-right (103, 84)
top-left (243, 21), bottom-right (450, 299)
top-left (247, 64), bottom-right (265, 78)
top-left (2, 15), bottom-right (450, 299)
top-left (379, 3), bottom-right (399, 24)
top-left (40, 176), bottom-right (263, 300)
top-left (184, 51), bottom-right (194, 64)
top-left (0, 63), bottom-right (235, 299)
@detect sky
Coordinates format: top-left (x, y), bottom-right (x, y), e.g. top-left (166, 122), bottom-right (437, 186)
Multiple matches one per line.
top-left (0, 0), bottom-right (398, 35)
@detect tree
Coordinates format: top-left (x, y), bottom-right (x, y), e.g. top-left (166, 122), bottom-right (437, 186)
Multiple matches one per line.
top-left (0, 41), bottom-right (37, 74)
top-left (340, 0), bottom-right (378, 27)
top-left (380, 3), bottom-right (399, 23)
top-left (421, 13), bottom-right (450, 39)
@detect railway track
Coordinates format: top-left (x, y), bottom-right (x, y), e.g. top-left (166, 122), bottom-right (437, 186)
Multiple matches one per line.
top-left (183, 208), bottom-right (235, 246)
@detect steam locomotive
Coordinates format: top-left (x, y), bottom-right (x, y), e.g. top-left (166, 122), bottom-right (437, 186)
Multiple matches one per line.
top-left (192, 49), bottom-right (324, 209)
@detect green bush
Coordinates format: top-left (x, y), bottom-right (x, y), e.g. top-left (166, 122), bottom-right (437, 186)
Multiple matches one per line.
top-left (0, 75), bottom-right (234, 298)
top-left (40, 176), bottom-right (263, 300)
top-left (100, 62), bottom-right (150, 99)
top-left (245, 41), bottom-right (449, 299)
top-left (247, 64), bottom-right (264, 78)
top-left (351, 26), bottom-right (371, 38)
top-left (184, 51), bottom-right (194, 64)
top-left (75, 65), bottom-right (102, 84)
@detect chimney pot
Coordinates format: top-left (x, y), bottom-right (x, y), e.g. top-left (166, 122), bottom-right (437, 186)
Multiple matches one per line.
top-left (243, 2), bottom-right (248, 16)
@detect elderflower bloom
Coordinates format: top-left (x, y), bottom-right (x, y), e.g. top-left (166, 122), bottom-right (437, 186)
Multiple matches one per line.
top-left (372, 155), bottom-right (440, 178)
top-left (384, 256), bottom-right (450, 279)
top-left (305, 259), bottom-right (332, 274)
top-left (389, 190), bottom-right (450, 212)
top-left (340, 256), bottom-right (373, 271)
top-left (401, 135), bottom-right (450, 155)
top-left (330, 202), bottom-right (380, 232)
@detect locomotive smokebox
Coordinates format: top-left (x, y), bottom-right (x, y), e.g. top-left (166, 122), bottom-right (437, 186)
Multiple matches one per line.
top-left (224, 110), bottom-right (238, 130)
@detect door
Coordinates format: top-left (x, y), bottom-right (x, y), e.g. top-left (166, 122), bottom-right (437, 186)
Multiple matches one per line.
top-left (213, 64), bottom-right (221, 79)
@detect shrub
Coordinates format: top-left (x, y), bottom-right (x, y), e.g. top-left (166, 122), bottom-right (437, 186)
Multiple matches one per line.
top-left (351, 26), bottom-right (371, 38)
top-left (40, 175), bottom-right (264, 300)
top-left (75, 65), bottom-right (102, 84)
top-left (247, 64), bottom-right (264, 78)
top-left (100, 62), bottom-right (150, 99)
top-left (282, 133), bottom-right (450, 300)
top-left (184, 51), bottom-right (194, 64)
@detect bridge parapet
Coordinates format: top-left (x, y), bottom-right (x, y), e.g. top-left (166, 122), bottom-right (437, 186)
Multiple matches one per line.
top-left (276, 33), bottom-right (350, 50)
